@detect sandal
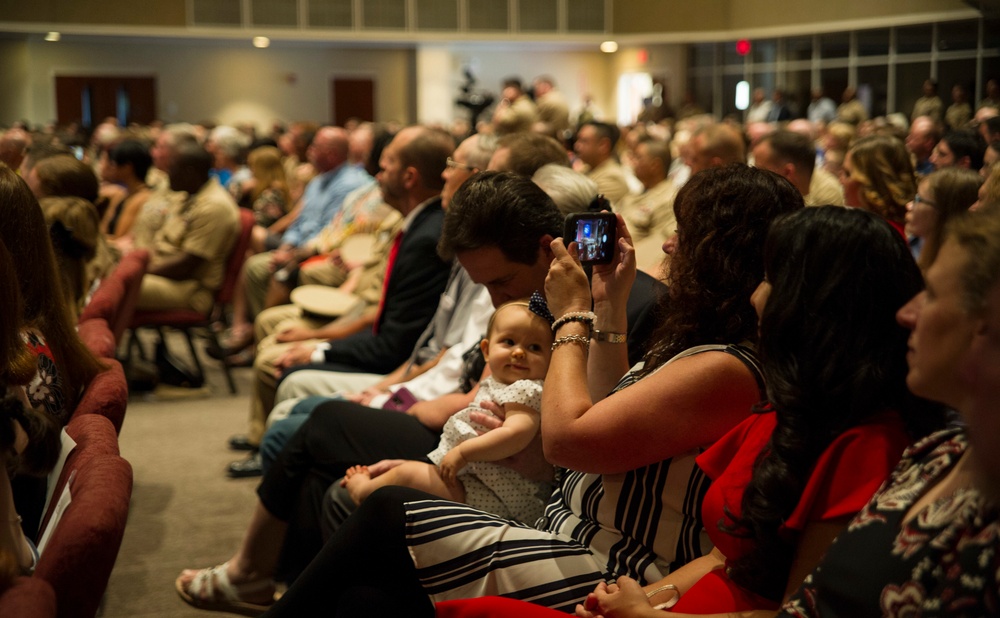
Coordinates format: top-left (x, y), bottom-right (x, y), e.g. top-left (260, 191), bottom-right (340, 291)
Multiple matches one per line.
top-left (176, 562), bottom-right (275, 616)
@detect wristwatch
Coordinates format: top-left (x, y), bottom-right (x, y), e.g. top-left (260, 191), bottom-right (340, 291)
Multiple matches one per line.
top-left (592, 329), bottom-right (627, 343)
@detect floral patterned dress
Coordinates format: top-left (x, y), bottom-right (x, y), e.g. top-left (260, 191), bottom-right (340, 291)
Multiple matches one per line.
top-left (23, 330), bottom-right (67, 425)
top-left (781, 428), bottom-right (1000, 617)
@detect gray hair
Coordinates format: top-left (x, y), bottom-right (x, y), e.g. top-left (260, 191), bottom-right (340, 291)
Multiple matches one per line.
top-left (465, 133), bottom-right (498, 171)
top-left (208, 125), bottom-right (252, 160)
top-left (532, 164), bottom-right (598, 216)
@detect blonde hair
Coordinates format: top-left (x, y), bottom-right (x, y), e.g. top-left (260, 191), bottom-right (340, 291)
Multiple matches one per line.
top-left (917, 168), bottom-right (981, 271)
top-left (248, 146), bottom-right (291, 208)
top-left (825, 122), bottom-right (856, 151)
top-left (977, 164), bottom-right (1000, 214)
top-left (945, 209), bottom-right (1000, 314)
top-left (38, 196), bottom-right (104, 315)
top-left (849, 135), bottom-right (917, 224)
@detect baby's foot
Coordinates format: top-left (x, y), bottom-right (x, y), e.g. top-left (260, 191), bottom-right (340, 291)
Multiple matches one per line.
top-left (343, 466), bottom-right (372, 505)
top-left (344, 465), bottom-right (369, 481)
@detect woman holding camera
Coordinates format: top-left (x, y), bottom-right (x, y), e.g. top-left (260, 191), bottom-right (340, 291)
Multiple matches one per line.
top-left (259, 165), bottom-right (803, 617)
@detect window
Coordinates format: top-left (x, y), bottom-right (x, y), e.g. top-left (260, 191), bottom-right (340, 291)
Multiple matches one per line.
top-left (897, 24), bottom-right (933, 55)
top-left (857, 28), bottom-right (889, 57)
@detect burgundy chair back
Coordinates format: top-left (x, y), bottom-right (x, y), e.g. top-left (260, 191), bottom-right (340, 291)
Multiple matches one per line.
top-left (109, 249), bottom-right (149, 342)
top-left (69, 359), bottom-right (128, 434)
top-left (35, 415), bottom-right (132, 618)
top-left (0, 576), bottom-right (57, 618)
top-left (217, 209), bottom-right (255, 306)
top-left (77, 318), bottom-right (116, 360)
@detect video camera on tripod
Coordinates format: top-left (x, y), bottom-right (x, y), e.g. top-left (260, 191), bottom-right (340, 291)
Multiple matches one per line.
top-left (454, 68), bottom-right (495, 129)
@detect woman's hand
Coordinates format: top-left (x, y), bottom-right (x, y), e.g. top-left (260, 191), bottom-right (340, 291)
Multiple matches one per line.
top-left (347, 386), bottom-right (386, 406)
top-left (587, 576), bottom-right (655, 618)
top-left (590, 214), bottom-right (637, 308)
top-left (546, 238), bottom-right (593, 319)
top-left (576, 581), bottom-right (619, 617)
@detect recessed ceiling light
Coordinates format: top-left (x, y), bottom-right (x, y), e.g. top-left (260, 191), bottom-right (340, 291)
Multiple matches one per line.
top-left (253, 36), bottom-right (270, 49)
top-left (600, 41), bottom-right (618, 53)
top-left (45, 32), bottom-right (61, 42)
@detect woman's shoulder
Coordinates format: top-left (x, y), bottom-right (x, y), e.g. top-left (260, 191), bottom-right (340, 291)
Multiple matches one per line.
top-left (649, 343), bottom-right (763, 393)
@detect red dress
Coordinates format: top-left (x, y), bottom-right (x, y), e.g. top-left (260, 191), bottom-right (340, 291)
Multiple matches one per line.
top-left (437, 410), bottom-right (910, 617)
top-left (670, 410), bottom-right (910, 613)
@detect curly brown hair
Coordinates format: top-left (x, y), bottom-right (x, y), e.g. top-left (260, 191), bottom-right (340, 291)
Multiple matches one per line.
top-left (848, 135), bottom-right (916, 225)
top-left (639, 164), bottom-right (804, 374)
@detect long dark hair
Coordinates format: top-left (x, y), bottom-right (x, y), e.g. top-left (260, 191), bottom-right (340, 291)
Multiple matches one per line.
top-left (724, 206), bottom-right (944, 600)
top-left (640, 164), bottom-right (804, 373)
top-left (0, 165), bottom-right (105, 416)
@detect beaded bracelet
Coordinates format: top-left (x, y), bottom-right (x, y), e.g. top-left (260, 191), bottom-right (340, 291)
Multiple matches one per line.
top-left (646, 583), bottom-right (680, 610)
top-left (551, 334), bottom-right (590, 352)
top-left (551, 311), bottom-right (597, 332)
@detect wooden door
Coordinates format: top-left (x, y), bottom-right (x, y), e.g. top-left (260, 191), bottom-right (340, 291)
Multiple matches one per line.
top-left (331, 77), bottom-right (375, 126)
top-left (55, 76), bottom-right (157, 128)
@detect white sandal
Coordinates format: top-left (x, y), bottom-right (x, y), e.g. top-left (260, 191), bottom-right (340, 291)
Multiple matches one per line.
top-left (176, 561), bottom-right (275, 616)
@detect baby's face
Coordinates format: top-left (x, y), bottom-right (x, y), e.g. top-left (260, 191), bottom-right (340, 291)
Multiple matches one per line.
top-left (484, 306), bottom-right (553, 384)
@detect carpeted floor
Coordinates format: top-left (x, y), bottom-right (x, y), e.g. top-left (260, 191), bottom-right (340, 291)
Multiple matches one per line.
top-left (97, 339), bottom-right (264, 617)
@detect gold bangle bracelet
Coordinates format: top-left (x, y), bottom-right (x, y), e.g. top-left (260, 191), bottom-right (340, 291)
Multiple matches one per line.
top-left (592, 329), bottom-right (627, 343)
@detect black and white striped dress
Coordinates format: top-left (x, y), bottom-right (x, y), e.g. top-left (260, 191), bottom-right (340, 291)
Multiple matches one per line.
top-left (404, 343), bottom-right (764, 613)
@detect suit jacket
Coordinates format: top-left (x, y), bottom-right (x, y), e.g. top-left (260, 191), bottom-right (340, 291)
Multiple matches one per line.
top-left (319, 198), bottom-right (450, 374)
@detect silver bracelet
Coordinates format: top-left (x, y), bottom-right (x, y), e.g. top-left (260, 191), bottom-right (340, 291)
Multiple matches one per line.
top-left (646, 583), bottom-right (680, 610)
top-left (551, 334), bottom-right (590, 352)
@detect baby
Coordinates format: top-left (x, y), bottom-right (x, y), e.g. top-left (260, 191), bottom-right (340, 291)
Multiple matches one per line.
top-left (343, 298), bottom-right (554, 524)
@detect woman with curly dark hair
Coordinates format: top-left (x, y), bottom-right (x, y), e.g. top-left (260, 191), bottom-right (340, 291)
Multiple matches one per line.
top-left (570, 206), bottom-right (943, 617)
top-left (245, 165), bottom-right (802, 617)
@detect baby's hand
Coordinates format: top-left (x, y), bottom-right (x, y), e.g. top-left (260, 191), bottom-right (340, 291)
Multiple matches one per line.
top-left (439, 449), bottom-right (467, 488)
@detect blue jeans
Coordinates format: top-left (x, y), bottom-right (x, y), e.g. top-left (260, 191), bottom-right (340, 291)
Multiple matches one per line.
top-left (260, 395), bottom-right (341, 475)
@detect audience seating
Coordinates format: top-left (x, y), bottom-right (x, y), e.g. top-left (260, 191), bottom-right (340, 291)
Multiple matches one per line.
top-left (33, 414), bottom-right (132, 618)
top-left (70, 358), bottom-right (129, 435)
top-left (76, 318), bottom-right (116, 360)
top-left (0, 576), bottom-right (57, 618)
top-left (80, 249), bottom-right (149, 346)
top-left (128, 209), bottom-right (254, 394)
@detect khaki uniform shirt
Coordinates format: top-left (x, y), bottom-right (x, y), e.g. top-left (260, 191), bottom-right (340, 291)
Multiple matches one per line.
top-left (152, 178), bottom-right (239, 293)
top-left (618, 178), bottom-right (678, 242)
top-left (586, 158), bottom-right (631, 206)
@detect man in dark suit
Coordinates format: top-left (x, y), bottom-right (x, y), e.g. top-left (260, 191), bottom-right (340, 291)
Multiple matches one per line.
top-left (272, 126), bottom-right (453, 374)
top-left (228, 126), bottom-right (454, 477)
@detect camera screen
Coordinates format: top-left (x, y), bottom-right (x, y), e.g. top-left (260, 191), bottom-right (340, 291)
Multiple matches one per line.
top-left (572, 217), bottom-right (613, 263)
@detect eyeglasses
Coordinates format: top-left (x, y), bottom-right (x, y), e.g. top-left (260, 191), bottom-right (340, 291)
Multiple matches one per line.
top-left (913, 194), bottom-right (937, 208)
top-left (446, 157), bottom-right (476, 172)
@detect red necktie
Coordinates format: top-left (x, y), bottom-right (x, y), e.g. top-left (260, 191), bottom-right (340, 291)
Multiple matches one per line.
top-left (373, 230), bottom-right (404, 334)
